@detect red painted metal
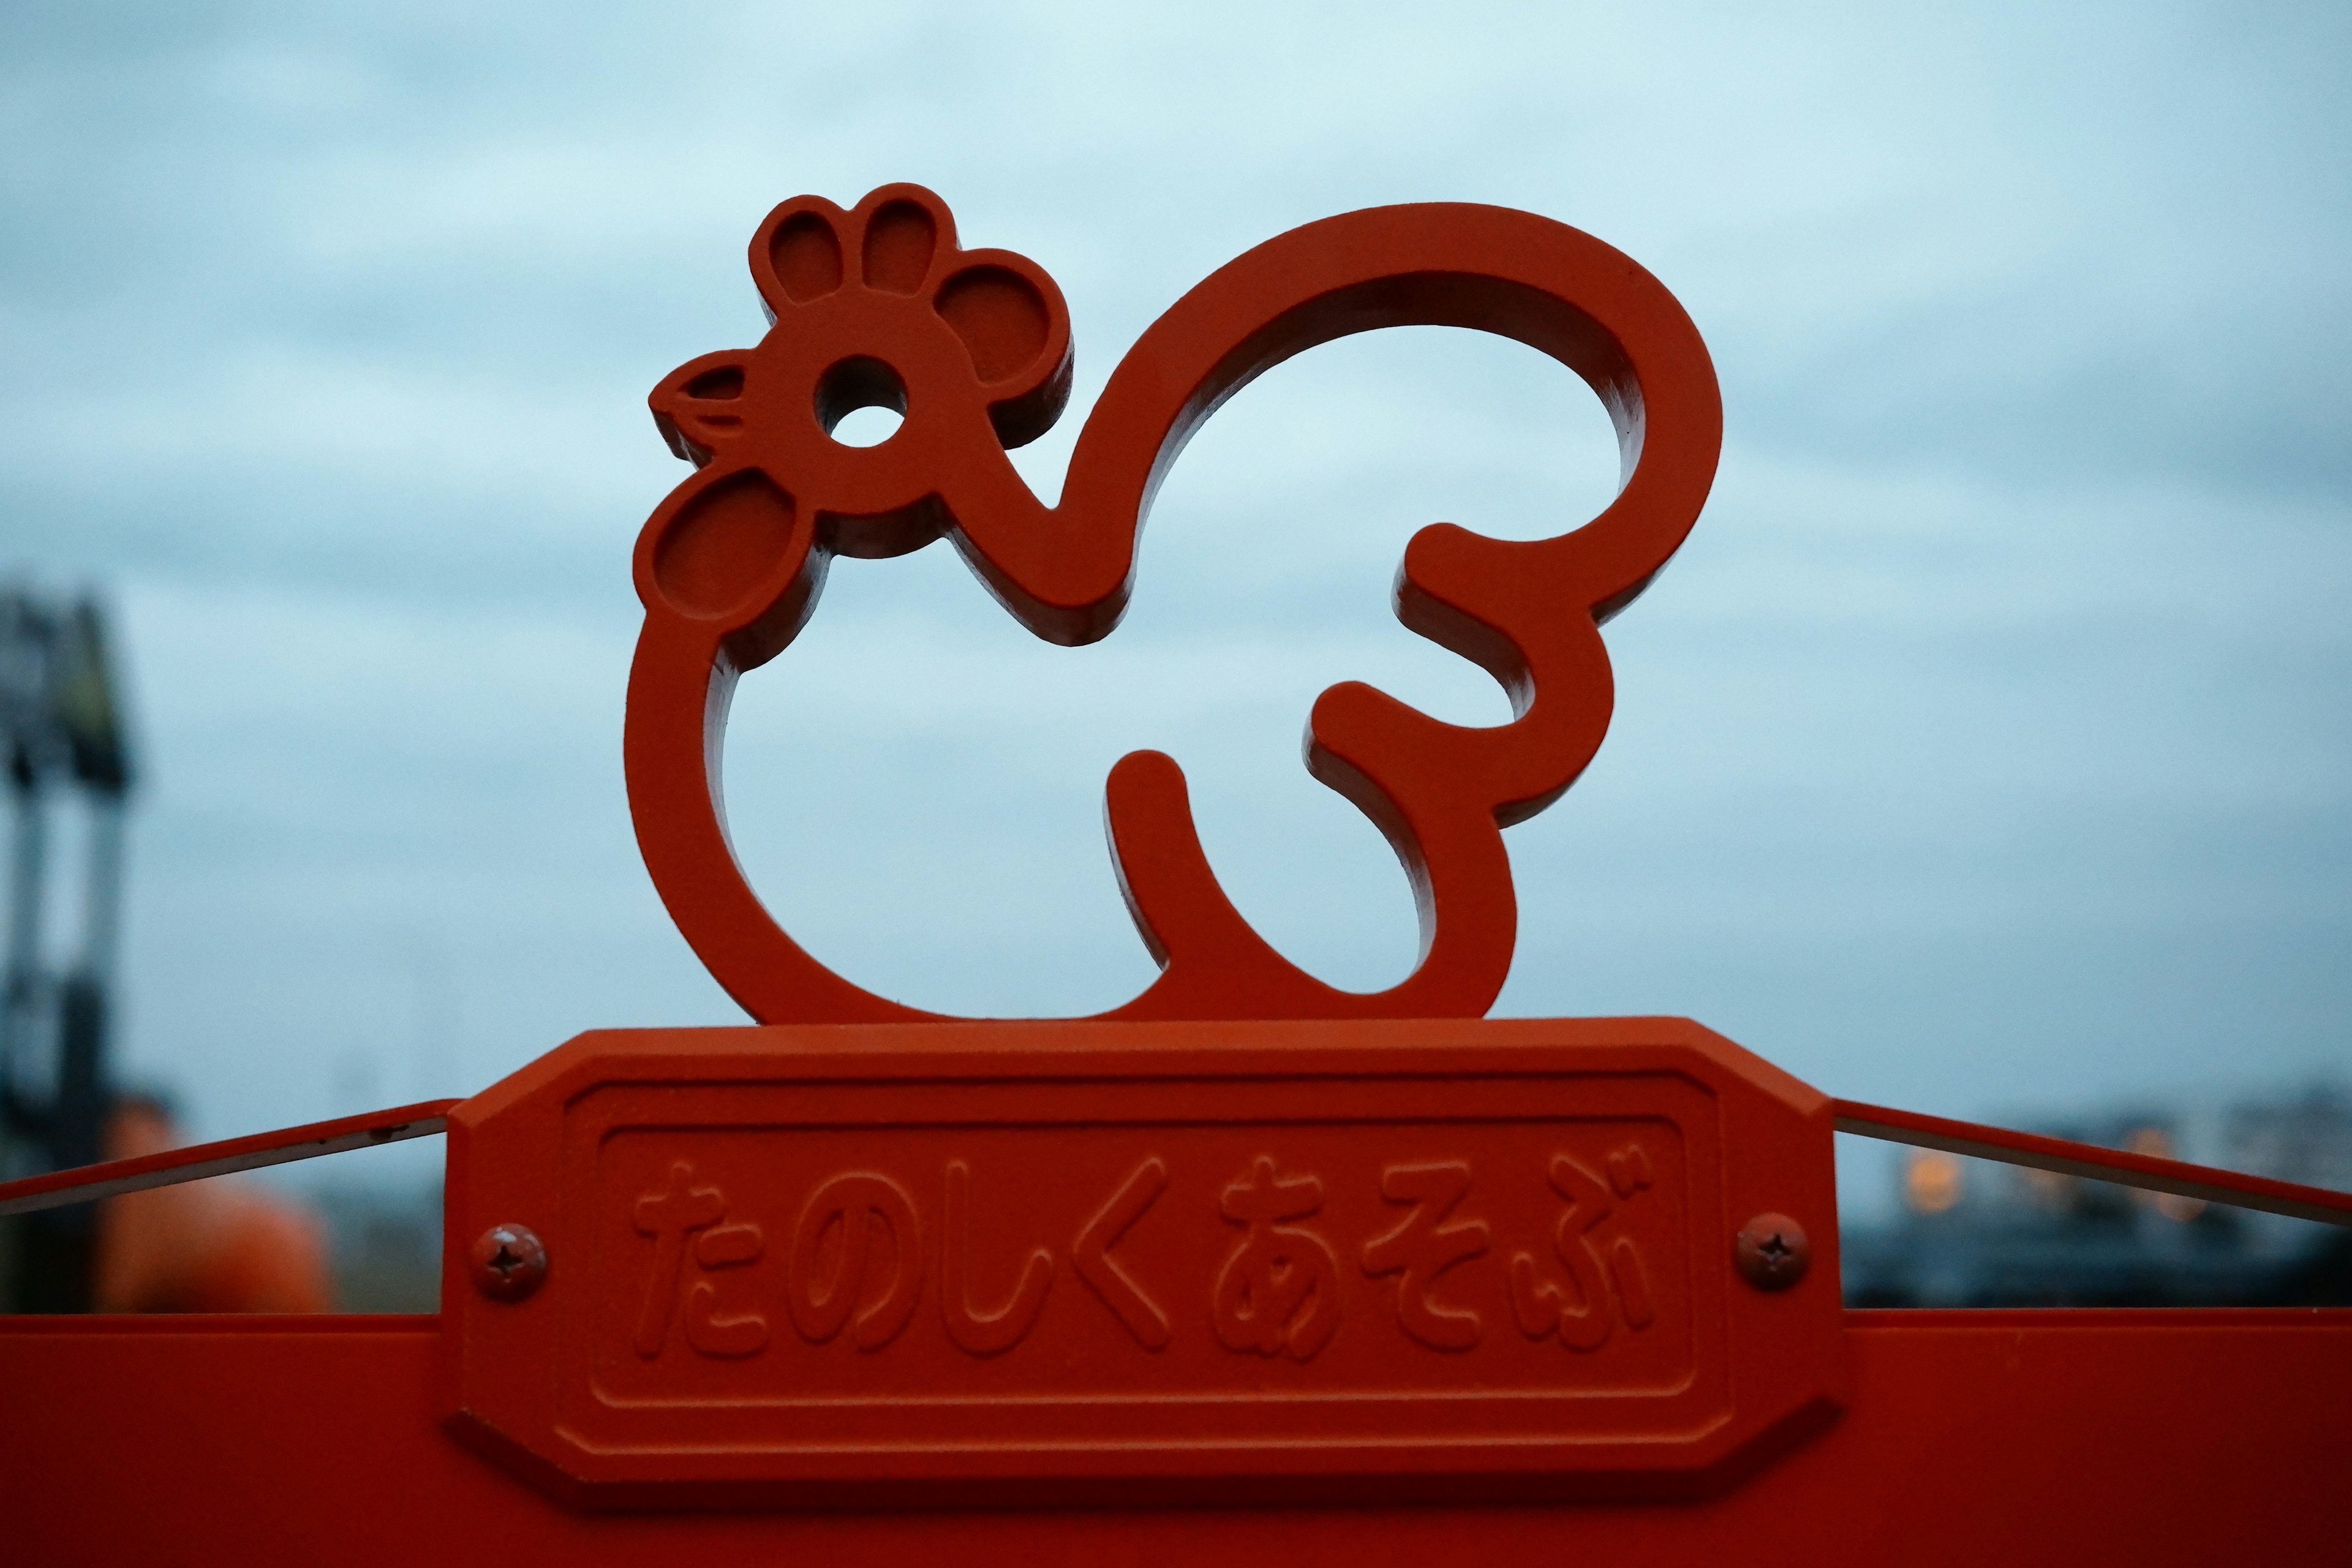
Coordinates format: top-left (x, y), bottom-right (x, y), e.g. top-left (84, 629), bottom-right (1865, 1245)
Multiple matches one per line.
top-left (440, 1017), bottom-right (1841, 1507)
top-left (4, 1309), bottom-right (2345, 1564)
top-left (1834, 1098), bottom-right (2352, 1226)
top-left (6, 187), bottom-right (2346, 1558)
top-left (0, 1099), bottom-right (458, 1216)
top-left (16, 1088), bottom-right (2343, 1232)
top-left (624, 185), bottom-right (1721, 1026)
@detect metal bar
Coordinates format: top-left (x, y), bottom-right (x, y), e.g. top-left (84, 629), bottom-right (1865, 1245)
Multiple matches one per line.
top-left (1833, 1098), bottom-right (2352, 1227)
top-left (0, 1099), bottom-right (459, 1217)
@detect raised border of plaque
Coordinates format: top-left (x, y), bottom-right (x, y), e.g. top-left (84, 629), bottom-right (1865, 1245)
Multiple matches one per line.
top-left (441, 1016), bottom-right (1843, 1508)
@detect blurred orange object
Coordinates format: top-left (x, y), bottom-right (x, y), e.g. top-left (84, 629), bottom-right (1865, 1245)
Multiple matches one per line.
top-left (91, 1098), bottom-right (331, 1314)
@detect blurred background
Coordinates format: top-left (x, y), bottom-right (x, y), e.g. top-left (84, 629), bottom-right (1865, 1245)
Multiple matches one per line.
top-left (0, 1), bottom-right (2345, 1308)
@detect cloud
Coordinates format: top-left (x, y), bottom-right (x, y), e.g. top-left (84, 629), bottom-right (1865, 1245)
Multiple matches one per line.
top-left (0, 0), bottom-right (2344, 1146)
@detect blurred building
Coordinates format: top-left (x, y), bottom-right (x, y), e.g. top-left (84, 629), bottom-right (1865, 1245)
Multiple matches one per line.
top-left (312, 1179), bottom-right (442, 1313)
top-left (0, 586), bottom-right (134, 1310)
top-left (1843, 1088), bottom-right (2352, 1307)
top-left (89, 1096), bottom-right (331, 1313)
top-left (0, 584), bottom-right (331, 1313)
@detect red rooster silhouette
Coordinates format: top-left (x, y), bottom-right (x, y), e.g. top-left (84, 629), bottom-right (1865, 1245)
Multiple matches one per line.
top-left (625, 186), bottom-right (1720, 1024)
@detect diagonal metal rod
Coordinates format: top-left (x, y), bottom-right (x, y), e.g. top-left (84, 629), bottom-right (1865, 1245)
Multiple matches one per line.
top-left (0, 1099), bottom-right (458, 1217)
top-left (5, 1091), bottom-right (2347, 1229)
top-left (1834, 1098), bottom-right (2352, 1229)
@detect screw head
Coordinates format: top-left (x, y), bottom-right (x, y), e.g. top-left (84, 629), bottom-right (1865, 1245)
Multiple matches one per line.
top-left (1733, 1212), bottom-right (1811, 1291)
top-left (471, 1223), bottom-right (548, 1303)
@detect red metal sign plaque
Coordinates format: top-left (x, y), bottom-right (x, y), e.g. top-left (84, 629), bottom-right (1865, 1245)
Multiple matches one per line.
top-left (442, 1017), bottom-right (1842, 1507)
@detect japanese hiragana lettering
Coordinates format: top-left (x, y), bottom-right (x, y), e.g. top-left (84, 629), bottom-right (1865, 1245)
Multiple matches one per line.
top-left (632, 1160), bottom-right (769, 1359)
top-left (1509, 1145), bottom-right (1656, 1351)
top-left (788, 1171), bottom-right (923, 1351)
top-left (940, 1158), bottom-right (1054, 1356)
top-left (1213, 1156), bottom-right (1343, 1361)
top-left (1360, 1161), bottom-right (1490, 1351)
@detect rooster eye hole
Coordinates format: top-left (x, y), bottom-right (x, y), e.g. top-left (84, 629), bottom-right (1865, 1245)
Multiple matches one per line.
top-left (815, 356), bottom-right (908, 447)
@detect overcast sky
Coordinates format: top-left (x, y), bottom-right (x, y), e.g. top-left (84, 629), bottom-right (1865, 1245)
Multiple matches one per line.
top-left (2, 1), bottom-right (2346, 1174)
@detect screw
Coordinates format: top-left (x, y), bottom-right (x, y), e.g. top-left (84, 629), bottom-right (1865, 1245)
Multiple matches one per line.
top-left (471, 1223), bottom-right (548, 1302)
top-left (1733, 1213), bottom-right (1810, 1291)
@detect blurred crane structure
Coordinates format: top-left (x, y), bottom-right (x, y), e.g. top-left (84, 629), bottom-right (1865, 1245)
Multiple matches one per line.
top-left (0, 587), bottom-right (132, 1312)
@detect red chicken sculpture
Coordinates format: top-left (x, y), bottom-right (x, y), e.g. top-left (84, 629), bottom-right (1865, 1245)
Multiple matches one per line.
top-left (624, 184), bottom-right (1721, 1026)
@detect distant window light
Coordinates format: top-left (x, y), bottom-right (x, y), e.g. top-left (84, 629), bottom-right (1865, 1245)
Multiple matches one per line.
top-left (2019, 1165), bottom-right (2076, 1210)
top-left (2126, 1126), bottom-right (2206, 1222)
top-left (1904, 1150), bottom-right (1964, 1214)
